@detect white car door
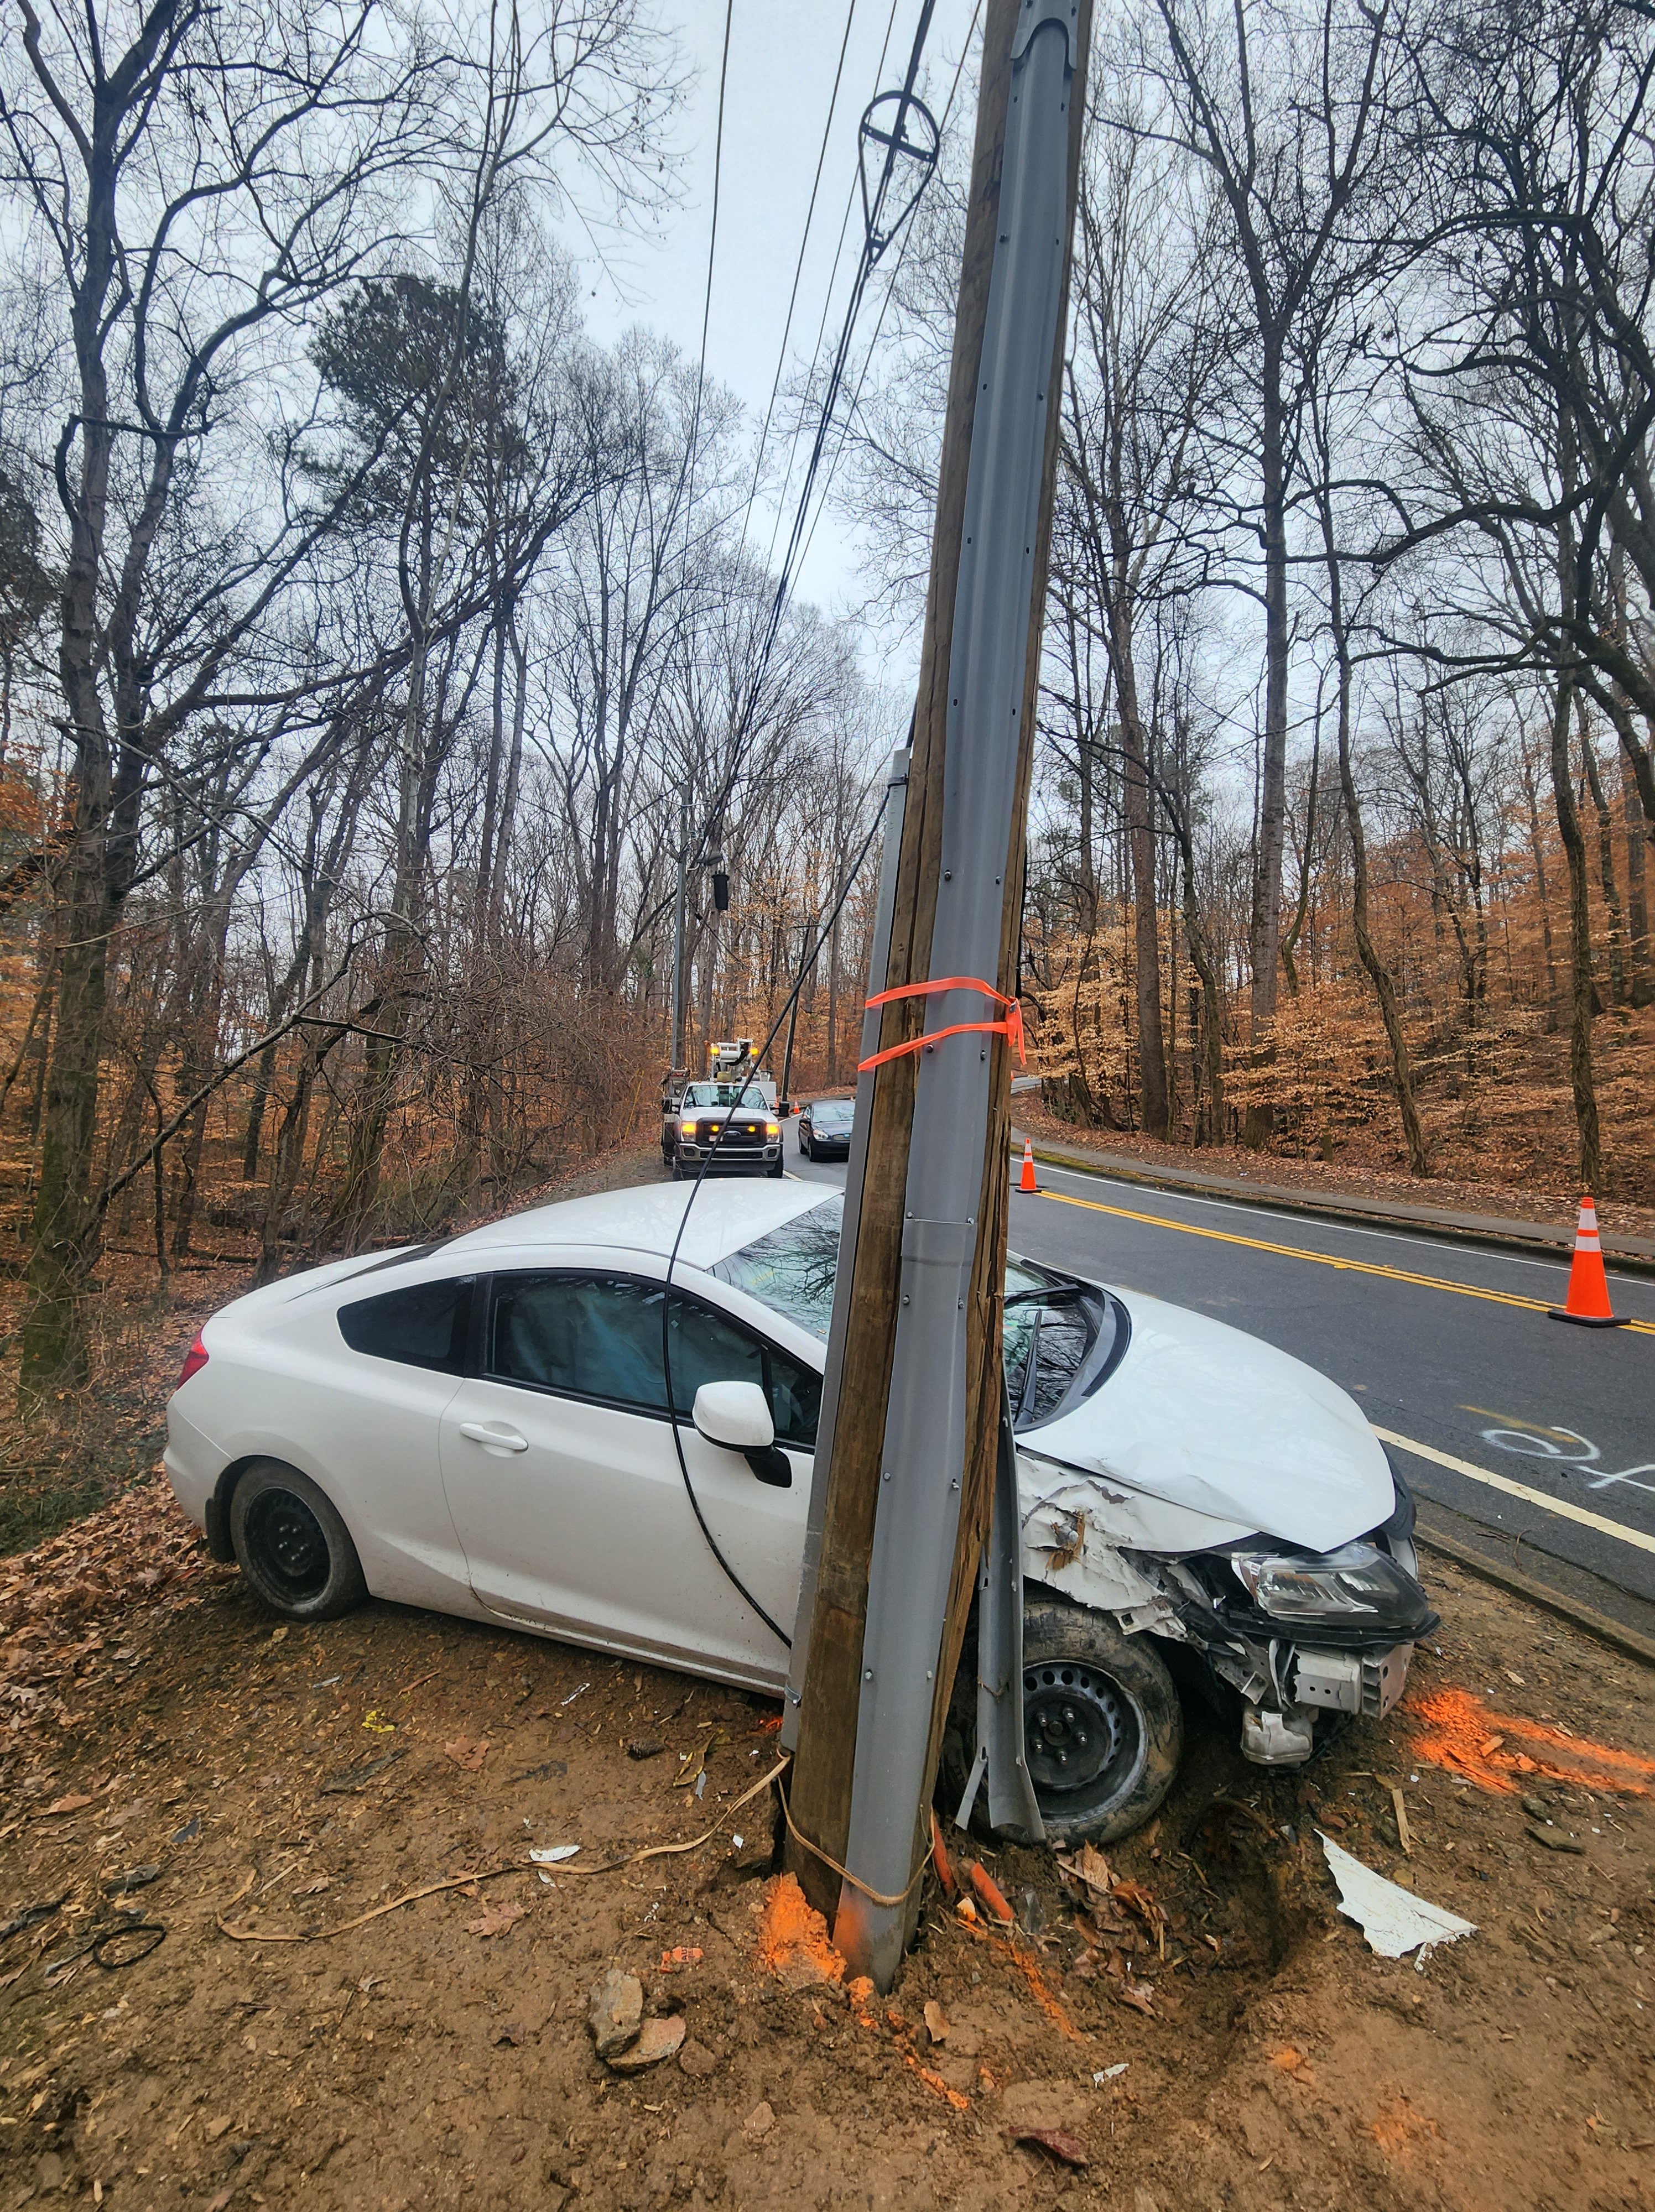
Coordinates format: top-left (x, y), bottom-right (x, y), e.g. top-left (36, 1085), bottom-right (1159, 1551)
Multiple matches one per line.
top-left (436, 1267), bottom-right (813, 1686)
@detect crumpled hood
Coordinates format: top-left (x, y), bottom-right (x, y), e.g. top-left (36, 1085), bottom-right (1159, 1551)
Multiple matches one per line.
top-left (1032, 1285), bottom-right (1394, 1553)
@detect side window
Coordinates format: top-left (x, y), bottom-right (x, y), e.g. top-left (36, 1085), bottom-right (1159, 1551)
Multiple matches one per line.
top-left (489, 1274), bottom-right (669, 1411)
top-left (668, 1301), bottom-right (820, 1449)
top-left (486, 1272), bottom-right (820, 1448)
top-left (766, 1341), bottom-right (821, 1451)
top-left (339, 1278), bottom-right (470, 1374)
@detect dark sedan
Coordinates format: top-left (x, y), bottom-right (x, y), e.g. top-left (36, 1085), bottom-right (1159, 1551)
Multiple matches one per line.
top-left (797, 1097), bottom-right (854, 1161)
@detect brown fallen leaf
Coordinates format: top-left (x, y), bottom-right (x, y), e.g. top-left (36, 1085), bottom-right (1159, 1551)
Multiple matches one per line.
top-left (444, 1738), bottom-right (488, 1773)
top-left (1006, 2126), bottom-right (1089, 2168)
top-left (293, 1876), bottom-right (331, 1899)
top-left (1116, 1979), bottom-right (1157, 2016)
top-left (1059, 1841), bottom-right (1113, 1896)
top-left (39, 1793), bottom-right (94, 1817)
top-left (465, 1901), bottom-right (525, 1939)
top-left (923, 1999), bottom-right (949, 2046)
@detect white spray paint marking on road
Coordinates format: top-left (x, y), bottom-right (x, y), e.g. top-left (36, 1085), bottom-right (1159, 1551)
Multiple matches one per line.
top-left (1475, 1421), bottom-right (1655, 1500)
top-left (1375, 1427), bottom-right (1655, 1557)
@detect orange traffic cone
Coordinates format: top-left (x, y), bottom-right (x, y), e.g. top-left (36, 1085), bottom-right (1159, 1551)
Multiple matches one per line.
top-left (1547, 1196), bottom-right (1628, 1328)
top-left (1019, 1139), bottom-right (1038, 1194)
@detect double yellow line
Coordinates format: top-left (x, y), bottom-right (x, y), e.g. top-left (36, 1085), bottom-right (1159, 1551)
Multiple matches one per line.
top-left (1035, 1183), bottom-right (1655, 1337)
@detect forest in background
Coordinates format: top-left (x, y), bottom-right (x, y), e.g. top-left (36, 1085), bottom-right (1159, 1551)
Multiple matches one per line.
top-left (1, 0), bottom-right (1653, 1449)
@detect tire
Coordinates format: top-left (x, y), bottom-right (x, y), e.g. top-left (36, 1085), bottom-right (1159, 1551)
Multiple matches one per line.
top-left (767, 1156), bottom-right (784, 1178)
top-left (800, 1129), bottom-right (811, 1159)
top-left (943, 1594), bottom-right (1182, 1848)
top-left (672, 1156), bottom-right (685, 1180)
top-left (229, 1460), bottom-right (368, 1623)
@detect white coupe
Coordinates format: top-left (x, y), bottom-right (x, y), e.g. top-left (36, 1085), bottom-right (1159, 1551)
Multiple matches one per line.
top-left (165, 1181), bottom-right (1435, 1843)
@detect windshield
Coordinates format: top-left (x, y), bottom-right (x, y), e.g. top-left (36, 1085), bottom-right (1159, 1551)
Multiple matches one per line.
top-left (809, 1100), bottom-right (854, 1126)
top-left (683, 1082), bottom-right (766, 1108)
top-left (712, 1195), bottom-right (1125, 1430)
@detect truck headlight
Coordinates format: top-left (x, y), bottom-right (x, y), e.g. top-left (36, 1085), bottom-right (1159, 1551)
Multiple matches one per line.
top-left (765, 1121), bottom-right (780, 1138)
top-left (1231, 1541), bottom-right (1431, 1630)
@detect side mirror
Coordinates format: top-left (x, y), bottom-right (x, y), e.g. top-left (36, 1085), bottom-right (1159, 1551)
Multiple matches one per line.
top-left (691, 1381), bottom-right (792, 1489)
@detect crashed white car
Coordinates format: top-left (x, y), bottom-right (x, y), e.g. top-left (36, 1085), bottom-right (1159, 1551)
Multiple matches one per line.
top-left (164, 1182), bottom-right (1435, 1844)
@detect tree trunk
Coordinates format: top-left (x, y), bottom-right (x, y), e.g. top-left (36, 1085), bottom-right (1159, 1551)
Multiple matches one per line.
top-left (1244, 363), bottom-right (1290, 1147)
top-left (1115, 691), bottom-right (1168, 1136)
top-left (1579, 708), bottom-right (1627, 1008)
top-left (1548, 671), bottom-right (1604, 1191)
top-left (1621, 738), bottom-right (1652, 1004)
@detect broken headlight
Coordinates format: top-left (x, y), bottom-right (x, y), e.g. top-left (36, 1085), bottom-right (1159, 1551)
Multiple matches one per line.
top-left (1231, 1541), bottom-right (1428, 1630)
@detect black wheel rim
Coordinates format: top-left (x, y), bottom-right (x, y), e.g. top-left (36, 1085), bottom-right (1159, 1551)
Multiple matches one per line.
top-left (1023, 1660), bottom-right (1144, 1804)
top-left (246, 1488), bottom-right (330, 1601)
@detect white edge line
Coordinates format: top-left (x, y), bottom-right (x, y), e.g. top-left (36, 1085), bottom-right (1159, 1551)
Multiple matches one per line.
top-left (1375, 1425), bottom-right (1655, 1558)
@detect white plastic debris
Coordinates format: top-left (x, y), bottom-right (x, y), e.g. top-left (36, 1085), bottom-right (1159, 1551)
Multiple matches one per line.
top-left (530, 1844), bottom-right (580, 1865)
top-left (1318, 1830), bottom-right (1475, 1963)
top-left (1093, 2063), bottom-right (1129, 2085)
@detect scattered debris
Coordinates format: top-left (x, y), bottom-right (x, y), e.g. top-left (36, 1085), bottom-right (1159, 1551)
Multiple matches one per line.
top-left (923, 1999), bottom-right (949, 2045)
top-left (1526, 1827), bottom-right (1586, 1855)
top-left (589, 1969), bottom-right (644, 2058)
top-left (1, 1896), bottom-right (66, 1939)
top-left (660, 1946), bottom-right (703, 1970)
top-left (627, 1738), bottom-right (665, 1760)
top-left (361, 1708), bottom-right (396, 1733)
top-left (101, 1865), bottom-right (161, 1896)
top-left (529, 1844), bottom-right (580, 1865)
top-left (1318, 1830), bottom-right (1476, 1960)
top-left (673, 1729), bottom-right (728, 1791)
top-left (930, 1809), bottom-right (955, 1897)
top-left (1094, 2063), bottom-right (1128, 2084)
top-left (1006, 2127), bottom-right (1089, 2168)
top-left (967, 1861), bottom-right (1013, 1924)
top-left (1391, 1786), bottom-right (1412, 1854)
top-left (443, 1737), bottom-right (488, 1773)
top-left (559, 1683), bottom-right (590, 1708)
top-left (319, 1749), bottom-right (405, 1794)
top-left (608, 2015), bottom-right (687, 2073)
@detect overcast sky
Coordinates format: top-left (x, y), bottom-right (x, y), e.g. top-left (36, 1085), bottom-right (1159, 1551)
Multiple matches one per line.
top-left (577, 1), bottom-right (981, 656)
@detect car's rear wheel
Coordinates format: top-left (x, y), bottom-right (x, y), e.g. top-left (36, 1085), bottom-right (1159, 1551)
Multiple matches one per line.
top-left (230, 1460), bottom-right (367, 1622)
top-left (942, 1594), bottom-right (1182, 1847)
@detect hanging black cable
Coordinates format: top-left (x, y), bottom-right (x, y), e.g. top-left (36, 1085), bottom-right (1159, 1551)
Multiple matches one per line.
top-left (659, 794), bottom-right (891, 1649)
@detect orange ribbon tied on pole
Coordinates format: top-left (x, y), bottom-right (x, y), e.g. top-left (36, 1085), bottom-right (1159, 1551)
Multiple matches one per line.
top-left (856, 976), bottom-right (1027, 1074)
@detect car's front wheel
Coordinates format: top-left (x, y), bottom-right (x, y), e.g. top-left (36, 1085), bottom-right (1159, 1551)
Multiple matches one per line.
top-left (229, 1460), bottom-right (367, 1622)
top-left (800, 1129), bottom-right (811, 1159)
top-left (943, 1594), bottom-right (1182, 1847)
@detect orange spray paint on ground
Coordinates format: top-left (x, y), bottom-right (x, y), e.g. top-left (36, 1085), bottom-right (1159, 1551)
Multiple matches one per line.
top-left (1407, 1687), bottom-right (1654, 1796)
top-left (755, 1872), bottom-right (847, 1983)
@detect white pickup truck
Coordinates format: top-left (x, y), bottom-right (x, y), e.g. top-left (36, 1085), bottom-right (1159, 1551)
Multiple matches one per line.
top-left (660, 1072), bottom-right (782, 1178)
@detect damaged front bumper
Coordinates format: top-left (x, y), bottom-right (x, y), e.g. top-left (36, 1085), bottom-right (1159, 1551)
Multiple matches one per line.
top-left (1020, 1460), bottom-right (1435, 1774)
top-left (1233, 1639), bottom-right (1417, 1766)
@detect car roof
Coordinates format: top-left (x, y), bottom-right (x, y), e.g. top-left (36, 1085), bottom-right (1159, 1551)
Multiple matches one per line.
top-left (439, 1177), bottom-right (832, 1272)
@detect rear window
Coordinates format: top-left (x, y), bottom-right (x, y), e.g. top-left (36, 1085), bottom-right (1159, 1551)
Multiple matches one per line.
top-left (339, 1278), bottom-right (471, 1374)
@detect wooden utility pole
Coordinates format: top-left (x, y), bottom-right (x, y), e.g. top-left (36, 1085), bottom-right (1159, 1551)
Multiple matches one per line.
top-left (784, 0), bottom-right (1092, 1986)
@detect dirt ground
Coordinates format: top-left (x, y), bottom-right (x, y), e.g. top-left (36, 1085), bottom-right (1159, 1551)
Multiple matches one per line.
top-left (2, 1478), bottom-right (1652, 2212)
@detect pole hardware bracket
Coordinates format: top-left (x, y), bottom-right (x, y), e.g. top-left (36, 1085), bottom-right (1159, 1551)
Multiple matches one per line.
top-left (1011, 0), bottom-right (1079, 64)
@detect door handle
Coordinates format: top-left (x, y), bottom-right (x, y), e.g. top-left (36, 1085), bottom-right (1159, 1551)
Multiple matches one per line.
top-left (459, 1422), bottom-right (529, 1453)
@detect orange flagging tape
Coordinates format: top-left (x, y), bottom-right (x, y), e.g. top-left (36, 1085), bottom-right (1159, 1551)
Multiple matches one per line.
top-left (858, 977), bottom-right (1027, 1074)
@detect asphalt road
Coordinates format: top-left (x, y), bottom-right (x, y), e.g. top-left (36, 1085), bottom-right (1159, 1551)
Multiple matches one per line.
top-left (780, 1117), bottom-right (1655, 1632)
